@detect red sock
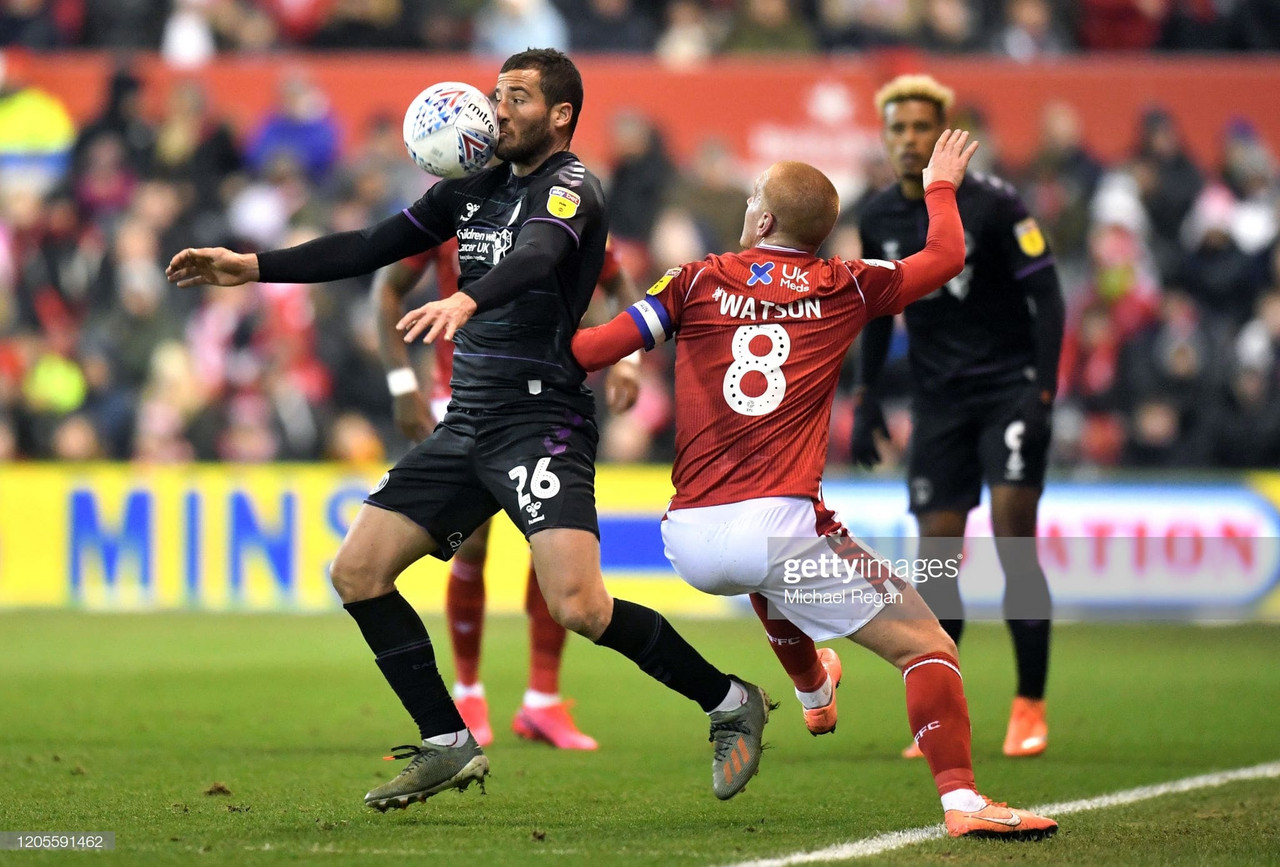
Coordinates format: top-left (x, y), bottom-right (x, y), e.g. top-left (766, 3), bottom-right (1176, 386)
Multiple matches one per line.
top-left (446, 558), bottom-right (485, 686)
top-left (902, 652), bottom-right (977, 796)
top-left (526, 564), bottom-right (566, 695)
top-left (749, 592), bottom-right (826, 693)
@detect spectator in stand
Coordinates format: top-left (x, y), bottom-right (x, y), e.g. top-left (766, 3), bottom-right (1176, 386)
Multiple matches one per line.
top-left (1205, 357), bottom-right (1280, 468)
top-left (663, 139), bottom-right (748, 253)
top-left (1024, 101), bottom-right (1103, 271)
top-left (992, 0), bottom-right (1070, 61)
top-left (88, 218), bottom-right (184, 393)
top-left (78, 0), bottom-right (167, 48)
top-left (817, 0), bottom-right (919, 50)
top-left (1159, 0), bottom-right (1224, 50)
top-left (472, 0), bottom-right (568, 57)
top-left (310, 0), bottom-right (418, 49)
top-left (570, 0), bottom-right (657, 52)
top-left (605, 111), bottom-right (674, 278)
top-left (1179, 184), bottom-right (1263, 328)
top-left (1132, 107), bottom-right (1202, 282)
top-left (246, 72), bottom-right (341, 186)
top-left (0, 0), bottom-right (64, 48)
top-left (918, 0), bottom-right (982, 52)
top-left (72, 66), bottom-right (154, 182)
top-left (1218, 119), bottom-right (1278, 260)
top-left (260, 0), bottom-right (332, 46)
top-left (1225, 0), bottom-right (1280, 50)
top-left (153, 80), bottom-right (243, 218)
top-left (15, 186), bottom-right (106, 332)
top-left (1057, 300), bottom-right (1127, 465)
top-left (654, 0), bottom-right (718, 68)
top-left (721, 0), bottom-right (817, 53)
top-left (1114, 289), bottom-right (1222, 469)
top-left (1077, 0), bottom-right (1168, 51)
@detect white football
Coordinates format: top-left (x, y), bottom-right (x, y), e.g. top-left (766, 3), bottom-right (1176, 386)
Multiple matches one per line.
top-left (403, 82), bottom-right (497, 179)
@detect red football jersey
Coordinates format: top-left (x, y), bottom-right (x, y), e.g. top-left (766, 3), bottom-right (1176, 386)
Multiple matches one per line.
top-left (639, 244), bottom-right (906, 509)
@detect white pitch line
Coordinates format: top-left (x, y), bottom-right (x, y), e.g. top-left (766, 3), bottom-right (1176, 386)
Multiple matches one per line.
top-left (725, 761), bottom-right (1280, 867)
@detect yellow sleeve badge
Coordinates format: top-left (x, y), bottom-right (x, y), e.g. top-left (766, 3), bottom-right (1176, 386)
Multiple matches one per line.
top-left (546, 186), bottom-right (581, 219)
top-left (1014, 217), bottom-right (1046, 257)
top-left (647, 267), bottom-right (682, 296)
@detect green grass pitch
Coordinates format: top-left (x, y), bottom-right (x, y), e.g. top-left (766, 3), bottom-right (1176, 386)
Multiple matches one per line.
top-left (2, 612), bottom-right (1278, 865)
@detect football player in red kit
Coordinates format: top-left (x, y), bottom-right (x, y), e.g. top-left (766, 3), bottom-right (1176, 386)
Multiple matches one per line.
top-left (373, 239), bottom-right (640, 750)
top-left (571, 131), bottom-right (1058, 839)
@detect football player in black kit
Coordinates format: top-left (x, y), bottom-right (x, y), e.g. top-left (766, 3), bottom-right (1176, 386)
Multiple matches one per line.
top-left (167, 49), bottom-right (770, 810)
top-left (855, 74), bottom-right (1064, 759)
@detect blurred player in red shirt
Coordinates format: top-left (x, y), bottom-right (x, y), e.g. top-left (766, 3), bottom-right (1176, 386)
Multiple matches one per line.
top-left (572, 133), bottom-right (1058, 840)
top-left (372, 238), bottom-right (640, 750)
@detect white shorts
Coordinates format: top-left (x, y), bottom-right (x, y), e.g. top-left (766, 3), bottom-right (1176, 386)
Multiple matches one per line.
top-left (661, 496), bottom-right (893, 642)
top-left (430, 397), bottom-right (450, 422)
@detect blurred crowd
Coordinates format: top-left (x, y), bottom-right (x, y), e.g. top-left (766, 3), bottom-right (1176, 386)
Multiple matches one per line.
top-left (0, 42), bottom-right (1278, 471)
top-left (1, 0), bottom-right (1279, 61)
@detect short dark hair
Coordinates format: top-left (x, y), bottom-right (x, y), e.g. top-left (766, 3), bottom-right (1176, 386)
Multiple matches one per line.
top-left (501, 48), bottom-right (584, 140)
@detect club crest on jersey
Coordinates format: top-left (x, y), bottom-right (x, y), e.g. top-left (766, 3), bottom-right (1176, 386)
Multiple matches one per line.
top-left (1014, 217), bottom-right (1046, 257)
top-left (647, 267), bottom-right (681, 295)
top-left (546, 186), bottom-right (580, 218)
top-left (747, 261), bottom-right (774, 287)
top-left (882, 239), bottom-right (901, 259)
top-left (780, 263), bottom-right (811, 292)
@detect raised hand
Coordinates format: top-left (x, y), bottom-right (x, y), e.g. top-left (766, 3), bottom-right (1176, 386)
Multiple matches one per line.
top-left (166, 247), bottom-right (259, 288)
top-left (398, 292), bottom-right (479, 344)
top-left (922, 128), bottom-right (980, 190)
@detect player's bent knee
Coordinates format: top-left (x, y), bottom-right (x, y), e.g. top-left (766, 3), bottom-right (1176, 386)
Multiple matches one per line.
top-left (329, 551), bottom-right (396, 604)
top-left (545, 591), bottom-right (611, 639)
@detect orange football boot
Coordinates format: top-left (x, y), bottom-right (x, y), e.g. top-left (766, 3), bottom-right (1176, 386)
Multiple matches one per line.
top-left (803, 648), bottom-right (843, 735)
top-left (1002, 697), bottom-right (1048, 757)
top-left (945, 796), bottom-right (1058, 840)
top-left (455, 694), bottom-right (493, 747)
top-left (513, 700), bottom-right (598, 750)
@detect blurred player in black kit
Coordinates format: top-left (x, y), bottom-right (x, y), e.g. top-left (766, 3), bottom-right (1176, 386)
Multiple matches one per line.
top-left (751, 74), bottom-right (1064, 759)
top-left (168, 48), bottom-right (771, 810)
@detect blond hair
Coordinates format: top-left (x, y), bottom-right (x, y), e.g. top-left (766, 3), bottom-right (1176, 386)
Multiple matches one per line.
top-left (874, 74), bottom-right (954, 121)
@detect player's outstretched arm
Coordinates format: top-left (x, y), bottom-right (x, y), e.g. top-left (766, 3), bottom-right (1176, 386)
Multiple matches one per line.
top-left (572, 314), bottom-right (648, 373)
top-left (166, 247), bottom-right (259, 288)
top-left (891, 129), bottom-right (978, 308)
top-left (374, 258), bottom-right (435, 441)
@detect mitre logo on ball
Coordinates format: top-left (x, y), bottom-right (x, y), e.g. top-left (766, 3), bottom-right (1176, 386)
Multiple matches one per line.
top-left (403, 82), bottom-right (498, 179)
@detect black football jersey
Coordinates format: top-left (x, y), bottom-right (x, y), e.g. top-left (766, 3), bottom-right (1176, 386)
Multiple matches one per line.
top-left (404, 152), bottom-right (607, 410)
top-left (858, 173), bottom-right (1055, 395)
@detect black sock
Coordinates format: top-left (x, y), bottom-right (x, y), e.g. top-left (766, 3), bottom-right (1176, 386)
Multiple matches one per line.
top-left (1001, 554), bottom-right (1052, 700)
top-left (594, 598), bottom-right (731, 713)
top-left (344, 590), bottom-right (465, 740)
top-left (939, 618), bottom-right (965, 646)
top-left (1006, 619), bottom-right (1051, 699)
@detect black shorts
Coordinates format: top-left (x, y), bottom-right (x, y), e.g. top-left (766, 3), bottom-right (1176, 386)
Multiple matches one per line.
top-left (907, 384), bottom-right (1049, 514)
top-left (365, 404), bottom-right (600, 559)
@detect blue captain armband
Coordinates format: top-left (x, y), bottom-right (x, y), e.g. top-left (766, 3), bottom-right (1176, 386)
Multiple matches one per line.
top-left (625, 298), bottom-right (675, 351)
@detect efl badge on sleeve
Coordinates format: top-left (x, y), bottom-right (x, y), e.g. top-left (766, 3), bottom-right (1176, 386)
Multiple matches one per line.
top-left (647, 267), bottom-right (681, 295)
top-left (1014, 217), bottom-right (1046, 257)
top-left (546, 186), bottom-right (581, 218)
